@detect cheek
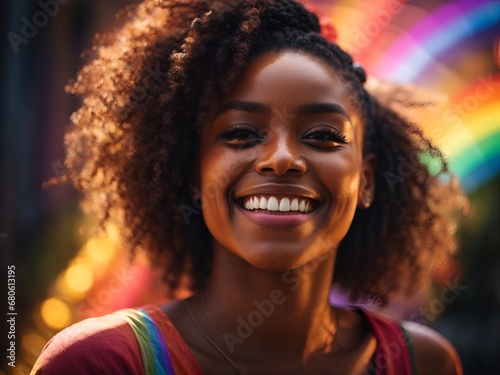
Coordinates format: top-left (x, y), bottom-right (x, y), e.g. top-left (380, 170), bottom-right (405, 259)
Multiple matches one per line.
top-left (318, 156), bottom-right (361, 245)
top-left (314, 153), bottom-right (361, 209)
top-left (199, 152), bottom-right (227, 212)
top-left (199, 145), bottom-right (257, 195)
top-left (199, 156), bottom-right (229, 244)
top-left (198, 150), bottom-right (250, 225)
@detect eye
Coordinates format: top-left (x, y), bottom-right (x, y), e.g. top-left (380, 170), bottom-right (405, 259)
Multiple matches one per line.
top-left (219, 124), bottom-right (263, 147)
top-left (301, 126), bottom-right (348, 149)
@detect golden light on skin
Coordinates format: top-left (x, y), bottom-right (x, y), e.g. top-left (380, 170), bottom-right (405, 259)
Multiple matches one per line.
top-left (64, 263), bottom-right (94, 295)
top-left (85, 236), bottom-right (116, 263)
top-left (40, 298), bottom-right (72, 330)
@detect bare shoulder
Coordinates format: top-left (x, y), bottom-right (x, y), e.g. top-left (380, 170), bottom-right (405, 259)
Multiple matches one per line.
top-left (402, 321), bottom-right (463, 375)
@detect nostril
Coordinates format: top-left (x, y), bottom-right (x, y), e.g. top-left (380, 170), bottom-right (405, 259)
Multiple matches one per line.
top-left (254, 151), bottom-right (307, 176)
top-left (258, 167), bottom-right (275, 174)
top-left (255, 165), bottom-right (305, 176)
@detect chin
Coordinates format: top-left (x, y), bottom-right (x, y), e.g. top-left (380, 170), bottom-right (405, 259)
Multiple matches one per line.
top-left (234, 242), bottom-right (330, 273)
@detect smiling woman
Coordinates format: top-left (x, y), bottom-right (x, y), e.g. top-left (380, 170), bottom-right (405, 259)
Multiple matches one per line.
top-left (31, 0), bottom-right (467, 374)
top-left (199, 52), bottom-right (369, 273)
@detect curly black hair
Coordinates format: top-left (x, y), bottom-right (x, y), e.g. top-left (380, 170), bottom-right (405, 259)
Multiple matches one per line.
top-left (60, 0), bottom-right (467, 305)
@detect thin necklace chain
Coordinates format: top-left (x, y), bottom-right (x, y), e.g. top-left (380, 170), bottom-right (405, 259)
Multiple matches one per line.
top-left (184, 297), bottom-right (341, 375)
top-left (184, 298), bottom-right (246, 375)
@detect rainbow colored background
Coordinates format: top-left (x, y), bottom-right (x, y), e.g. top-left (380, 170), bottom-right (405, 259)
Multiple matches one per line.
top-left (317, 0), bottom-right (500, 193)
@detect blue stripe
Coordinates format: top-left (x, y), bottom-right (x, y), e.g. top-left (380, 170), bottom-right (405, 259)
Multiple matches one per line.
top-left (137, 309), bottom-right (175, 375)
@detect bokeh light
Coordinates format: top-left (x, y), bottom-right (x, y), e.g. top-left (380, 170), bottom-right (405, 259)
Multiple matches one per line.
top-left (21, 332), bottom-right (47, 359)
top-left (64, 263), bottom-right (94, 295)
top-left (85, 236), bottom-right (116, 264)
top-left (40, 298), bottom-right (72, 331)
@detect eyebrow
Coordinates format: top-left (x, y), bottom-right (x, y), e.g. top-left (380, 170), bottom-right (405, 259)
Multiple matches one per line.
top-left (295, 103), bottom-right (351, 121)
top-left (212, 101), bottom-right (351, 122)
top-left (213, 101), bottom-right (271, 119)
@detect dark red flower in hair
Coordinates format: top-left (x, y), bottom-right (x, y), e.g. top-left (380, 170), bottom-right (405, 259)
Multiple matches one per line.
top-left (319, 16), bottom-right (338, 43)
top-left (304, 3), bottom-right (338, 43)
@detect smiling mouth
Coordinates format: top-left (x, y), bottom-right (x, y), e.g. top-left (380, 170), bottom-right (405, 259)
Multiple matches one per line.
top-left (237, 195), bottom-right (317, 214)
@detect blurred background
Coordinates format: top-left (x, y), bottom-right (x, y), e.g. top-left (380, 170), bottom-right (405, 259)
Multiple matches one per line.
top-left (1, 0), bottom-right (499, 373)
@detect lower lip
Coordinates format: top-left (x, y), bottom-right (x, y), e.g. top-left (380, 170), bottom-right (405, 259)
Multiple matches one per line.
top-left (236, 205), bottom-right (317, 227)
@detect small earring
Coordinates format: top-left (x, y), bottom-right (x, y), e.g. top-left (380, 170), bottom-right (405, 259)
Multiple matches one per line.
top-left (363, 201), bottom-right (371, 209)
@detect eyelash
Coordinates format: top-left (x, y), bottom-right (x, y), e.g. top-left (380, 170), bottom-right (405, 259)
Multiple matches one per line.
top-left (219, 124), bottom-right (348, 149)
top-left (219, 125), bottom-right (262, 147)
top-left (301, 126), bottom-right (348, 146)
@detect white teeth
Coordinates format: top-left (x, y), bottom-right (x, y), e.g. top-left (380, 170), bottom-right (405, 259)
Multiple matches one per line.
top-left (268, 197), bottom-right (279, 211)
top-left (243, 196), bottom-right (314, 213)
top-left (253, 196), bottom-right (260, 208)
top-left (279, 198), bottom-right (290, 212)
top-left (259, 197), bottom-right (267, 209)
top-left (298, 200), bottom-right (306, 212)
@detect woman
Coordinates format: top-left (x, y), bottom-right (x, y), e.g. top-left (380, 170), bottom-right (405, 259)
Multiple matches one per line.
top-left (32, 0), bottom-right (467, 373)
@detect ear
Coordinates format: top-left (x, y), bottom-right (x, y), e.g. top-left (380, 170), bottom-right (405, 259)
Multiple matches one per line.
top-left (357, 154), bottom-right (376, 209)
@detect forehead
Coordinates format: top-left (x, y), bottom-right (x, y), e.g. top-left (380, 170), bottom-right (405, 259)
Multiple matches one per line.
top-left (218, 51), bottom-right (361, 120)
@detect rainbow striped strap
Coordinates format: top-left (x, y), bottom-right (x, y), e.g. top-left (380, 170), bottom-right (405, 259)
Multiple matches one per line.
top-left (122, 308), bottom-right (176, 375)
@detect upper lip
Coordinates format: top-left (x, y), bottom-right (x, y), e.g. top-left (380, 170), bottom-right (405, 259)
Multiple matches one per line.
top-left (235, 183), bottom-right (321, 202)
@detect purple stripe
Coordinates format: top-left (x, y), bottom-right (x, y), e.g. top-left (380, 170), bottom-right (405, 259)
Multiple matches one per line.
top-left (139, 309), bottom-right (176, 375)
top-left (374, 0), bottom-right (486, 75)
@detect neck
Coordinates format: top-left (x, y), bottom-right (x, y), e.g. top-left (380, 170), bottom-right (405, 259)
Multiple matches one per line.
top-left (192, 242), bottom-right (339, 363)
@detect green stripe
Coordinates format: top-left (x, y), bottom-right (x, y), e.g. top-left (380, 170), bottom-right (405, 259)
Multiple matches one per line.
top-left (124, 309), bottom-right (158, 375)
top-left (449, 131), bottom-right (500, 179)
top-left (137, 309), bottom-right (169, 375)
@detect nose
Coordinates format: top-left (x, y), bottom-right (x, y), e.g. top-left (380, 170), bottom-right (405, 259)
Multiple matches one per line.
top-left (254, 132), bottom-right (307, 176)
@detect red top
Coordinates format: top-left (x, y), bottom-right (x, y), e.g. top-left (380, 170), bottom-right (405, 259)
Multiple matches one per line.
top-left (31, 304), bottom-right (415, 374)
top-left (359, 309), bottom-right (416, 375)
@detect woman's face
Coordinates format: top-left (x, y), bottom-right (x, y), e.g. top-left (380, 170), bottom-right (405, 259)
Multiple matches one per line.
top-left (198, 51), bottom-right (373, 271)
